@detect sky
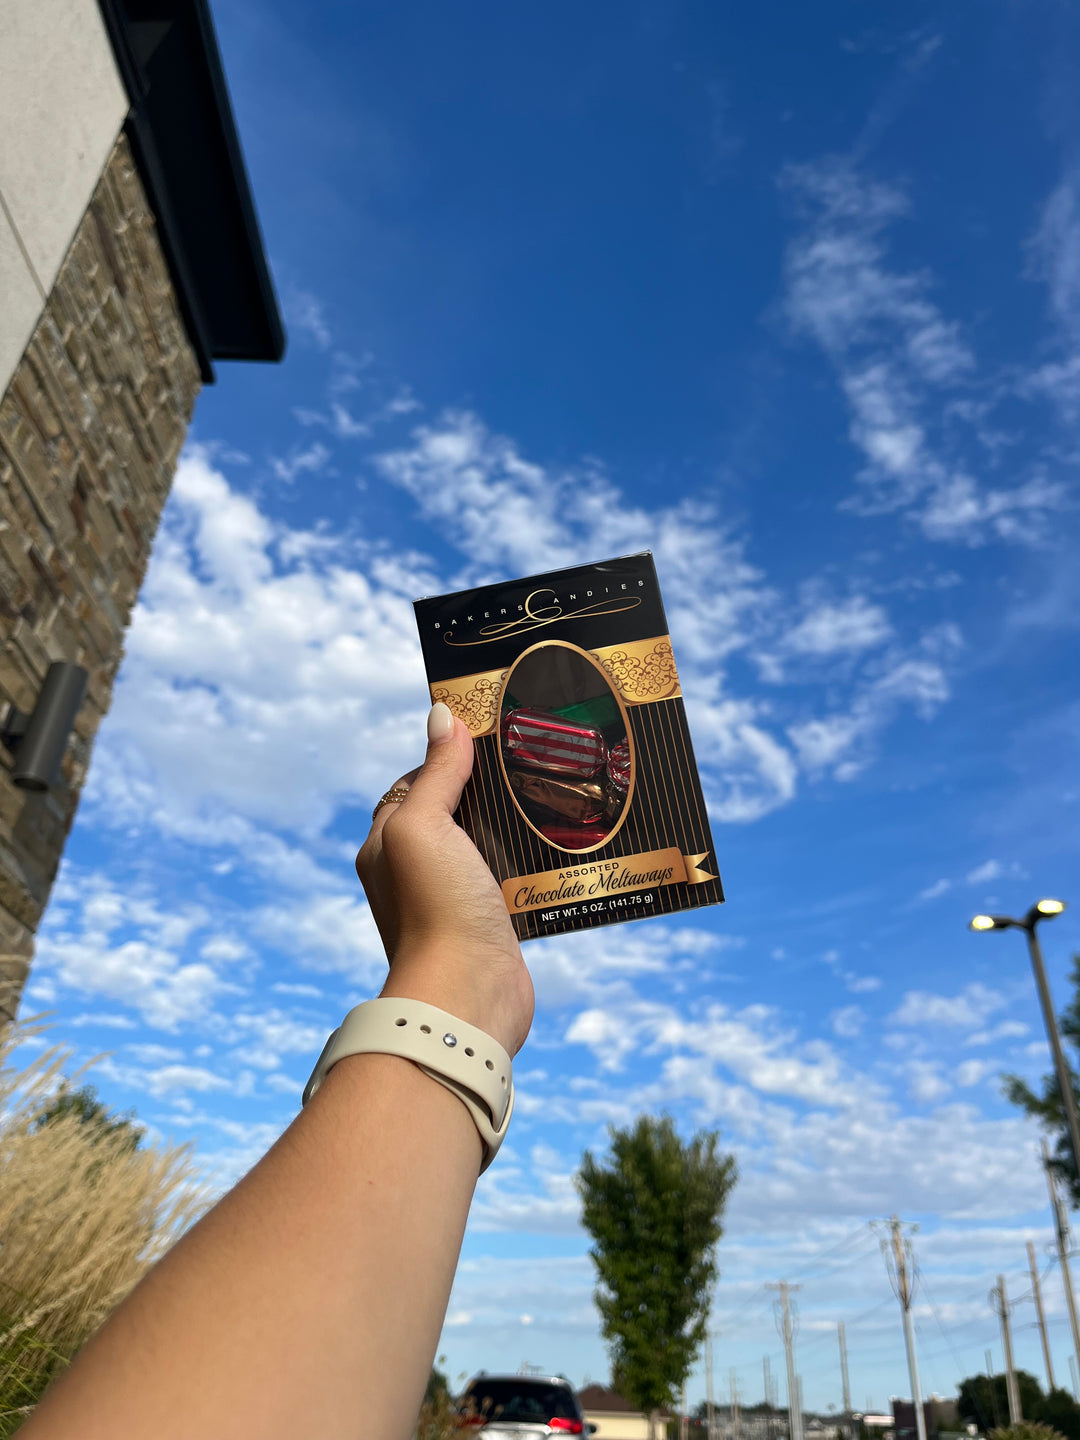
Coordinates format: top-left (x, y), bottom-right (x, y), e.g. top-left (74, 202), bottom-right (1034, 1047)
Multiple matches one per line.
top-left (19, 0), bottom-right (1080, 1416)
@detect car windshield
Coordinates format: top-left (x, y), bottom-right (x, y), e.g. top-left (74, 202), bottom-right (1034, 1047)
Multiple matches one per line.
top-left (462, 1379), bottom-right (578, 1423)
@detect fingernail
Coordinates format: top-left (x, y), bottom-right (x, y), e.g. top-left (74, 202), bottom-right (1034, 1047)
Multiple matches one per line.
top-left (427, 702), bottom-right (455, 744)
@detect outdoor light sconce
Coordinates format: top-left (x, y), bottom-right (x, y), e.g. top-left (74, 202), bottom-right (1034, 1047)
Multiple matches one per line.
top-left (0, 662), bottom-right (89, 792)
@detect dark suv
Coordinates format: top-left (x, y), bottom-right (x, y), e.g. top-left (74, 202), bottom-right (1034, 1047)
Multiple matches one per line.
top-left (457, 1373), bottom-right (594, 1436)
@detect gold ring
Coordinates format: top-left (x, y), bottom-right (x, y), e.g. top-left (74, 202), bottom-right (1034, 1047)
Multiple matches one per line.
top-left (372, 785), bottom-right (411, 821)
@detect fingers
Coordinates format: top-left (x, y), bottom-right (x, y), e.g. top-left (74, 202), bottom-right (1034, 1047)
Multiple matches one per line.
top-left (401, 703), bottom-right (474, 819)
top-left (357, 704), bottom-right (473, 881)
top-left (368, 766), bottom-right (421, 838)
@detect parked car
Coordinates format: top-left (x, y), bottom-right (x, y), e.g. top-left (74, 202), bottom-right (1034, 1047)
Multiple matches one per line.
top-left (457, 1373), bottom-right (596, 1436)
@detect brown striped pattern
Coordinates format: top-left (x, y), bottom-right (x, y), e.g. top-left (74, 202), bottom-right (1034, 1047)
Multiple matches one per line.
top-left (457, 696), bottom-right (724, 940)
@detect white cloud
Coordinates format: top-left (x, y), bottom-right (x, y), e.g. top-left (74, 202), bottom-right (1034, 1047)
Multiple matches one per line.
top-left (565, 997), bottom-right (867, 1108)
top-left (270, 441), bottom-right (333, 485)
top-left (96, 1056), bottom-right (231, 1098)
top-left (282, 287), bottom-right (332, 350)
top-left (145, 1064), bottom-right (232, 1096)
top-left (966, 859), bottom-right (1001, 884)
top-left (200, 936), bottom-right (250, 964)
top-left (781, 597), bottom-right (893, 658)
top-left (66, 1012), bottom-right (138, 1029)
top-left (252, 892), bottom-right (387, 986)
top-left (891, 983), bottom-right (1006, 1030)
top-left (87, 446), bottom-right (431, 841)
top-left (965, 1021), bottom-right (1029, 1048)
top-left (788, 649), bottom-right (953, 779)
top-left (955, 1059), bottom-right (995, 1088)
top-left (830, 1005), bottom-right (865, 1038)
top-left (126, 1042), bottom-right (184, 1064)
top-left (906, 1060), bottom-right (951, 1103)
top-left (227, 1010), bottom-right (328, 1070)
top-left (782, 158), bottom-right (1067, 543)
top-left (1029, 170), bottom-right (1080, 339)
top-left (35, 870), bottom-right (238, 1032)
top-left (918, 878), bottom-right (952, 901)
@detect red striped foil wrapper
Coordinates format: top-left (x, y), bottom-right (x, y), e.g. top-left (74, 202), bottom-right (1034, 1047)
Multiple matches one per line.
top-left (607, 740), bottom-right (631, 795)
top-left (540, 823), bottom-right (611, 849)
top-left (501, 708), bottom-right (607, 778)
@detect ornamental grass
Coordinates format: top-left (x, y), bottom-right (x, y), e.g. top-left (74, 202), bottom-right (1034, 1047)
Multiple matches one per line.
top-left (0, 1020), bottom-right (209, 1434)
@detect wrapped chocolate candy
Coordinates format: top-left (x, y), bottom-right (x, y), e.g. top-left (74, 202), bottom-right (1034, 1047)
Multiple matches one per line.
top-left (501, 707), bottom-right (607, 778)
top-left (540, 822), bottom-right (610, 849)
top-left (509, 770), bottom-right (607, 825)
top-left (607, 740), bottom-right (631, 796)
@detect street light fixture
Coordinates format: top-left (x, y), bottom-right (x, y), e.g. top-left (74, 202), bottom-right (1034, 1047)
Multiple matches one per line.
top-left (969, 898), bottom-right (1078, 1180)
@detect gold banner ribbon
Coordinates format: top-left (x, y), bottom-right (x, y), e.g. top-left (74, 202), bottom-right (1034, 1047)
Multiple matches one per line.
top-left (502, 846), bottom-right (717, 916)
top-left (430, 634), bottom-right (681, 736)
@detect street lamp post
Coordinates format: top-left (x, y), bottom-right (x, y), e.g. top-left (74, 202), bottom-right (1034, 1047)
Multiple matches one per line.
top-left (970, 899), bottom-right (1080, 1181)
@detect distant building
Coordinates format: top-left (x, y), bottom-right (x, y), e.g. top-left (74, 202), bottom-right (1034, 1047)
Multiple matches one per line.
top-left (577, 1385), bottom-right (656, 1440)
top-left (0, 0), bottom-right (283, 1021)
top-left (892, 1397), bottom-right (959, 1440)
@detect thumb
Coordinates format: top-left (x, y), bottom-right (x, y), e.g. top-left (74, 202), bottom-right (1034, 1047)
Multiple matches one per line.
top-left (403, 702), bottom-right (475, 817)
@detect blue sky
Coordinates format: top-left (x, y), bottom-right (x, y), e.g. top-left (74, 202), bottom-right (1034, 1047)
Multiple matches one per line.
top-left (21, 0), bottom-right (1080, 1414)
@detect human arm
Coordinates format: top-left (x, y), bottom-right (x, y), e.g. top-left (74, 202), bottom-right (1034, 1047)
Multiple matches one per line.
top-left (20, 704), bottom-right (533, 1440)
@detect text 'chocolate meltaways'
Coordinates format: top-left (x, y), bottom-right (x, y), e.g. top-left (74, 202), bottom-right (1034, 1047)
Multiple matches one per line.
top-left (413, 553), bottom-right (725, 941)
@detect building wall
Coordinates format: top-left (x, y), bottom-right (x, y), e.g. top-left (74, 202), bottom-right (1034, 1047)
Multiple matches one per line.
top-left (585, 1412), bottom-right (653, 1440)
top-left (0, 132), bottom-right (202, 1022)
top-left (0, 0), bottom-right (128, 395)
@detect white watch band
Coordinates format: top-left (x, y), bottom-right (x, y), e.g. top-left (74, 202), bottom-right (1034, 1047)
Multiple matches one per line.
top-left (302, 997), bottom-right (514, 1173)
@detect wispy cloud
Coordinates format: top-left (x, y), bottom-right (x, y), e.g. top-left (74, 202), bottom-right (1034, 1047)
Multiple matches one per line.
top-left (282, 286), bottom-right (332, 350)
top-left (1024, 167), bottom-right (1080, 421)
top-left (781, 158), bottom-right (1068, 544)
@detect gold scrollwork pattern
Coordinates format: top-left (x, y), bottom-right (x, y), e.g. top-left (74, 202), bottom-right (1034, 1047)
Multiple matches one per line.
top-left (430, 672), bottom-right (506, 736)
top-left (593, 638), bottom-right (680, 702)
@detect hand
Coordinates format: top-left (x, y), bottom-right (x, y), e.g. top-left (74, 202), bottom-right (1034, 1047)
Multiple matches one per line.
top-left (355, 703), bottom-right (535, 1057)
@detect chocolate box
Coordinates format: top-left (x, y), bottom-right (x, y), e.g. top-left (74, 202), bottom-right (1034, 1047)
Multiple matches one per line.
top-left (413, 553), bottom-right (724, 940)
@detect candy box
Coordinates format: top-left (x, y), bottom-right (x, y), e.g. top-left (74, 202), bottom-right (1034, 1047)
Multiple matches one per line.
top-left (413, 552), bottom-right (724, 941)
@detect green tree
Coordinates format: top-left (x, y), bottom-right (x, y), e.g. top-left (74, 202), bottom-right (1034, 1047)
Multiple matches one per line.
top-left (958, 1373), bottom-right (1046, 1433)
top-left (576, 1115), bottom-right (737, 1436)
top-left (1003, 955), bottom-right (1080, 1206)
top-left (1034, 1390), bottom-right (1080, 1440)
top-left (33, 1083), bottom-right (143, 1153)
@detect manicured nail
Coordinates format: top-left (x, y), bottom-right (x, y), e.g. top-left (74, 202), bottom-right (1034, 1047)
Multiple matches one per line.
top-left (427, 702), bottom-right (455, 743)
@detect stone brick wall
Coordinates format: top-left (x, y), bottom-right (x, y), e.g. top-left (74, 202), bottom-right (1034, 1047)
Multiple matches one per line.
top-left (0, 132), bottom-right (202, 1023)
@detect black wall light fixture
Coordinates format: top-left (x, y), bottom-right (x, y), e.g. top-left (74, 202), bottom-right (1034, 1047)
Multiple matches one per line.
top-left (0, 663), bottom-right (89, 792)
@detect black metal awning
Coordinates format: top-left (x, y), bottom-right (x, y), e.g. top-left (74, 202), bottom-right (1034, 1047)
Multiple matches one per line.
top-left (98, 0), bottom-right (286, 382)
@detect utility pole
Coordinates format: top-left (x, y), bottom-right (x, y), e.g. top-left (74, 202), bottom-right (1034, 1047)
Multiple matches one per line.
top-left (764, 1355), bottom-right (774, 1440)
top-left (681, 1381), bottom-right (688, 1440)
top-left (878, 1218), bottom-right (927, 1440)
top-left (839, 1321), bottom-right (852, 1440)
top-left (1070, 1356), bottom-right (1079, 1403)
top-left (732, 1368), bottom-right (741, 1440)
top-left (1044, 1140), bottom-right (1080, 1385)
top-left (1025, 916), bottom-right (1080, 1184)
top-left (991, 1275), bottom-right (1022, 1423)
top-left (768, 1283), bottom-right (803, 1440)
top-left (1028, 1239), bottom-right (1056, 1391)
top-left (706, 1334), bottom-right (715, 1440)
top-left (796, 1376), bottom-right (805, 1440)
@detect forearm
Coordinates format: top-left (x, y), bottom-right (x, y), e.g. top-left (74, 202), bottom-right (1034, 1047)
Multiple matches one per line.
top-left (21, 1052), bottom-right (481, 1440)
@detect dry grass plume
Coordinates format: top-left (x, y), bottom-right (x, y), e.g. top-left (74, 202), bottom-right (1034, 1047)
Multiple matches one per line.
top-left (0, 1020), bottom-right (210, 1432)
